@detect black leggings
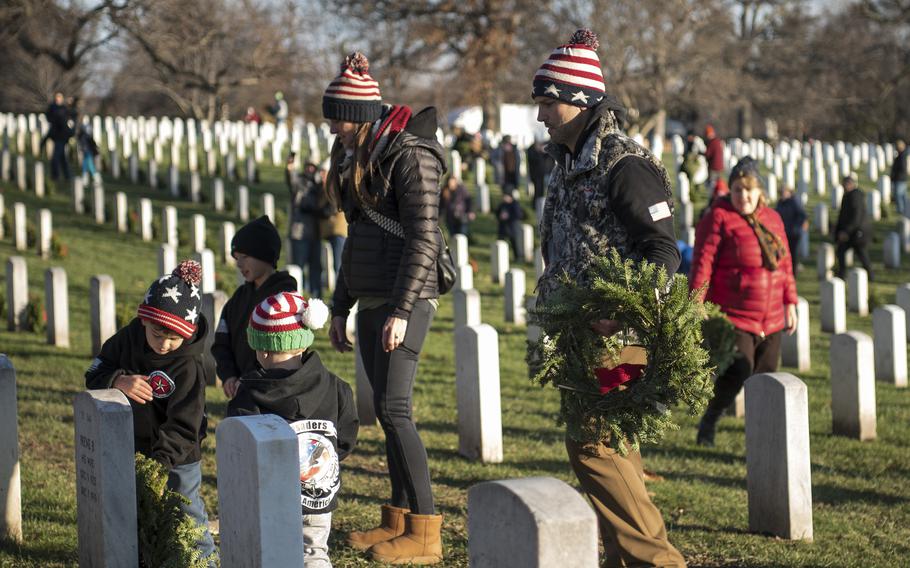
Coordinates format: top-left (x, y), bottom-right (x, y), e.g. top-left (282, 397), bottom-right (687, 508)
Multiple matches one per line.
top-left (703, 329), bottom-right (782, 419)
top-left (357, 300), bottom-right (436, 514)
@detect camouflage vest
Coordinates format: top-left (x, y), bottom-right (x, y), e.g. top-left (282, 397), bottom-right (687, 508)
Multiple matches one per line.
top-left (537, 108), bottom-right (673, 304)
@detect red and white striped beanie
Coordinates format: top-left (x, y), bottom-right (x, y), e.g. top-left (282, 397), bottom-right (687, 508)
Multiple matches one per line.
top-left (323, 52), bottom-right (383, 123)
top-left (532, 29), bottom-right (605, 108)
top-left (246, 292), bottom-right (330, 352)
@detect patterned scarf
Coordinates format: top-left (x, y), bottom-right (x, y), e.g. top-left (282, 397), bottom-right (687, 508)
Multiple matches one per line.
top-left (741, 206), bottom-right (787, 271)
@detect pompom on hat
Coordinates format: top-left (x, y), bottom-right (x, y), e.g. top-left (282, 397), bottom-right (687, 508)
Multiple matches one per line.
top-left (532, 29), bottom-right (606, 108)
top-left (323, 51), bottom-right (383, 123)
top-left (138, 260), bottom-right (204, 339)
top-left (246, 292), bottom-right (330, 353)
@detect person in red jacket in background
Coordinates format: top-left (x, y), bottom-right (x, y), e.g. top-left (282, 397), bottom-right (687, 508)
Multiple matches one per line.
top-left (703, 124), bottom-right (725, 188)
top-left (689, 156), bottom-right (798, 446)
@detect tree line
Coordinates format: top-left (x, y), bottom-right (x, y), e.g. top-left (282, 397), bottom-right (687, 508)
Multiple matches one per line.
top-left (1, 0), bottom-right (908, 141)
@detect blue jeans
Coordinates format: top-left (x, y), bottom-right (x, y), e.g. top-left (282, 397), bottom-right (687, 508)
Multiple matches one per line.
top-left (896, 181), bottom-right (908, 215)
top-left (82, 154), bottom-right (96, 177)
top-left (291, 238), bottom-right (323, 297)
top-left (167, 461), bottom-right (217, 565)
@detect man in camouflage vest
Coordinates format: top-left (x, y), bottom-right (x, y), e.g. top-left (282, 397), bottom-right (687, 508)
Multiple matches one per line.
top-left (533, 29), bottom-right (686, 567)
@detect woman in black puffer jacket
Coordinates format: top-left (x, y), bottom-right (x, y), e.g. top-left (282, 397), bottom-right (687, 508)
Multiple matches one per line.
top-left (324, 52), bottom-right (445, 565)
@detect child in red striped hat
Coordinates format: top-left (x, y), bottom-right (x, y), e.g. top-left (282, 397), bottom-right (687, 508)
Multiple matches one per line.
top-left (228, 291), bottom-right (358, 568)
top-left (85, 259), bottom-right (217, 565)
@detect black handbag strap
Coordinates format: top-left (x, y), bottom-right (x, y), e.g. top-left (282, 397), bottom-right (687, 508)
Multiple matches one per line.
top-left (360, 202), bottom-right (450, 249)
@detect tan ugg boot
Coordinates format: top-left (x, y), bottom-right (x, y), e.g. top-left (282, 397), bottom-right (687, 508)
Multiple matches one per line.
top-left (346, 505), bottom-right (408, 551)
top-left (369, 513), bottom-right (443, 565)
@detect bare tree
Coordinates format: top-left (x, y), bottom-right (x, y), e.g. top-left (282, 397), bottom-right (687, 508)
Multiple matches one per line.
top-left (111, 0), bottom-right (292, 121)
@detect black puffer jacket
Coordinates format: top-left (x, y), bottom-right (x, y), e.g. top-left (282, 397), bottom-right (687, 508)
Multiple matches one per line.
top-left (332, 107), bottom-right (446, 321)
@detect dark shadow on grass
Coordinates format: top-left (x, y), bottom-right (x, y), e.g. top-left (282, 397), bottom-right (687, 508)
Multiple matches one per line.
top-left (0, 540), bottom-right (77, 565)
top-left (661, 471), bottom-right (745, 491)
top-left (812, 483), bottom-right (909, 506)
top-left (641, 445), bottom-right (745, 467)
top-left (672, 522), bottom-right (753, 537)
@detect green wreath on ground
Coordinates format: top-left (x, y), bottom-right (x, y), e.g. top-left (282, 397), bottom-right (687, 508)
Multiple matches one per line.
top-left (528, 250), bottom-right (716, 454)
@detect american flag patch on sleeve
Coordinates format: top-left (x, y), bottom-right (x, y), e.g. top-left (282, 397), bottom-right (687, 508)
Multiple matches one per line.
top-left (648, 201), bottom-right (672, 222)
top-left (87, 358), bottom-right (102, 373)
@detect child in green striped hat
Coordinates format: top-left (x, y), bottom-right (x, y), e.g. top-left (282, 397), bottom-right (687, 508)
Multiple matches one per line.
top-left (228, 291), bottom-right (358, 567)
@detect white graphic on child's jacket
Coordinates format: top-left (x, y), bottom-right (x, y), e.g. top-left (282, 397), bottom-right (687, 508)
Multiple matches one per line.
top-left (291, 419), bottom-right (340, 511)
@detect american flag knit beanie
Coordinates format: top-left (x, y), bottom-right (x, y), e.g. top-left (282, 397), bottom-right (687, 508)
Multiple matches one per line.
top-left (323, 52), bottom-right (383, 123)
top-left (138, 260), bottom-right (203, 339)
top-left (532, 29), bottom-right (606, 108)
top-left (246, 292), bottom-right (330, 352)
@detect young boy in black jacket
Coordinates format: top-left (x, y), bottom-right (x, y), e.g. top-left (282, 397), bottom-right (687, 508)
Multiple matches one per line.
top-left (85, 260), bottom-right (216, 564)
top-left (228, 291), bottom-right (358, 568)
top-left (213, 215), bottom-right (298, 399)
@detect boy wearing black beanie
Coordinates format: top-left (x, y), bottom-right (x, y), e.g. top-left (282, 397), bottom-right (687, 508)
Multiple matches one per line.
top-left (212, 215), bottom-right (298, 398)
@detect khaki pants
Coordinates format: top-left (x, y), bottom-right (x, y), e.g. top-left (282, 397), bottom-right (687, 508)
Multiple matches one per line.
top-left (566, 438), bottom-right (686, 568)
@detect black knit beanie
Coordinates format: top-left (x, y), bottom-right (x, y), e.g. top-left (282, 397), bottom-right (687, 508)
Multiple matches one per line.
top-left (729, 156), bottom-right (761, 186)
top-left (231, 215), bottom-right (281, 267)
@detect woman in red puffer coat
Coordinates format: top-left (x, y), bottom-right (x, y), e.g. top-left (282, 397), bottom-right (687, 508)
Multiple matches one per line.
top-left (689, 156), bottom-right (798, 446)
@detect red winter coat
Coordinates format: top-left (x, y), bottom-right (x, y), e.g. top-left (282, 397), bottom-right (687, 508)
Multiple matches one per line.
top-left (689, 198), bottom-right (798, 337)
top-left (704, 137), bottom-right (725, 173)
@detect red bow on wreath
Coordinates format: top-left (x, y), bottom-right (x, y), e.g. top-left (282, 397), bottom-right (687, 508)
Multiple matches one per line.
top-left (595, 346), bottom-right (648, 394)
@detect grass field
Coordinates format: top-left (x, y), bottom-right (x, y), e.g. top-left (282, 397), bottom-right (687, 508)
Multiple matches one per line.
top-left (1, 145), bottom-right (908, 567)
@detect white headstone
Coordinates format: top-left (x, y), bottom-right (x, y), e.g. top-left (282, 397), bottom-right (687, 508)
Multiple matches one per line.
top-left (33, 161), bottom-right (44, 197)
top-left (452, 234), bottom-right (469, 267)
top-left (468, 477), bottom-right (598, 568)
top-left (37, 208), bottom-right (52, 259)
top-left (504, 269), bottom-right (527, 325)
top-left (162, 206), bottom-right (178, 246)
top-left (798, 231), bottom-right (810, 259)
top-left (491, 240), bottom-right (510, 285)
top-left (92, 184), bottom-right (105, 224)
top-left (744, 373), bottom-right (813, 541)
top-left (814, 204), bottom-right (828, 237)
top-left (478, 183), bottom-right (491, 214)
top-left (15, 156), bottom-right (26, 190)
top-left (5, 257), bottom-right (27, 331)
top-left (89, 275), bottom-right (116, 356)
top-left (193, 249), bottom-right (217, 294)
top-left (148, 159), bottom-right (158, 189)
top-left (45, 267), bottom-right (70, 348)
top-left (285, 264), bottom-right (303, 294)
top-left (518, 223), bottom-right (535, 263)
top-left (168, 165), bottom-right (180, 197)
top-left (216, 415), bottom-right (304, 568)
top-left (139, 198), bottom-right (153, 241)
top-left (189, 171), bottom-right (201, 203)
top-left (534, 247), bottom-right (545, 282)
top-left (676, 173), bottom-right (690, 204)
top-left (873, 305), bottom-right (907, 387)
top-left (896, 284), bottom-right (910, 342)
top-left (74, 389), bottom-right (138, 567)
top-left (0, 356), bottom-right (22, 543)
top-left (221, 222), bottom-right (236, 266)
top-left (830, 183), bottom-right (844, 211)
top-left (766, 173), bottom-right (778, 203)
top-left (73, 177), bottom-right (85, 214)
top-left (455, 264), bottom-right (473, 292)
top-left (12, 203), bottom-right (26, 251)
top-left (820, 277), bottom-right (846, 333)
top-left (867, 190), bottom-right (881, 221)
top-left (847, 268), bottom-right (869, 316)
top-left (191, 214), bottom-right (206, 253)
top-left (261, 192), bottom-right (275, 223)
top-left (213, 178), bottom-right (225, 212)
top-left (455, 324), bottom-right (503, 463)
top-left (129, 154), bottom-right (139, 184)
top-left (781, 297), bottom-right (810, 371)
top-left (830, 332), bottom-right (877, 440)
top-left (878, 175), bottom-right (891, 205)
top-left (453, 289), bottom-right (481, 329)
top-left (883, 232), bottom-right (900, 269)
top-left (237, 185), bottom-right (249, 222)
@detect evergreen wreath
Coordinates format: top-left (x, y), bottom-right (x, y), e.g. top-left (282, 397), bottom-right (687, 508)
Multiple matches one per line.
top-left (701, 302), bottom-right (738, 378)
top-left (135, 453), bottom-right (212, 568)
top-left (528, 250), bottom-right (715, 454)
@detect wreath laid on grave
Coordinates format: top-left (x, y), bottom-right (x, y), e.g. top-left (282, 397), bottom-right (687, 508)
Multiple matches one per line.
top-left (135, 453), bottom-right (211, 568)
top-left (528, 250), bottom-right (715, 454)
